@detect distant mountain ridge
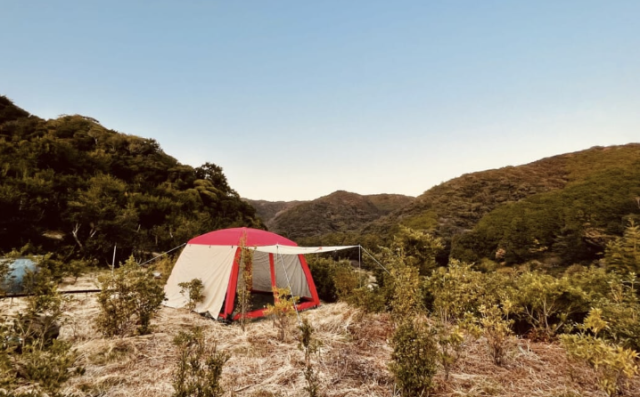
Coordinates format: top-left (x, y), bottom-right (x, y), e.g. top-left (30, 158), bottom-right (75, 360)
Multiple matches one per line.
top-left (259, 144), bottom-right (640, 268)
top-left (245, 191), bottom-right (414, 239)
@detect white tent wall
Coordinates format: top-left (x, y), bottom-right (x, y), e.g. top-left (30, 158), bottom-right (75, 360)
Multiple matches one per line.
top-left (274, 254), bottom-right (311, 298)
top-left (164, 244), bottom-right (236, 316)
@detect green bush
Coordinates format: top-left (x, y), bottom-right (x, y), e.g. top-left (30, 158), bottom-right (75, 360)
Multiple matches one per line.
top-left (425, 260), bottom-right (487, 323)
top-left (605, 221), bottom-right (640, 274)
top-left (592, 273), bottom-right (640, 351)
top-left (509, 271), bottom-right (590, 339)
top-left (264, 287), bottom-right (298, 341)
top-left (178, 278), bottom-right (205, 312)
top-left (0, 269), bottom-right (83, 395)
top-left (172, 327), bottom-right (229, 397)
top-left (560, 309), bottom-right (639, 397)
top-left (297, 318), bottom-right (321, 397)
top-left (389, 319), bottom-right (438, 396)
top-left (479, 304), bottom-right (514, 366)
top-left (308, 257), bottom-right (355, 302)
top-left (96, 256), bottom-right (165, 337)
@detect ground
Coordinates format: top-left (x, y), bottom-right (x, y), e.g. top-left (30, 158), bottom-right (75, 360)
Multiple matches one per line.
top-left (1, 275), bottom-right (639, 397)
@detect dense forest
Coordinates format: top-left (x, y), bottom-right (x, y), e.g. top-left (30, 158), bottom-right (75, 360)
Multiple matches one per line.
top-left (0, 96), bottom-right (261, 264)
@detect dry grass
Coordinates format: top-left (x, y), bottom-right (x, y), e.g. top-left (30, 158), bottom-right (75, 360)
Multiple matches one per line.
top-left (2, 274), bottom-right (640, 396)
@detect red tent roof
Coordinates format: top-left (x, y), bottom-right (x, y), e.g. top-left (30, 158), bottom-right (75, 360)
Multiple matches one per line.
top-left (188, 227), bottom-right (297, 247)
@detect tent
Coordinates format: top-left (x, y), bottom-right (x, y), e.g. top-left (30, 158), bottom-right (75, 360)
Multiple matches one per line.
top-left (163, 227), bottom-right (356, 320)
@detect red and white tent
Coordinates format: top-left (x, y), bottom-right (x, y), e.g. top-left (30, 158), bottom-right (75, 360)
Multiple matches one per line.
top-left (163, 227), bottom-right (356, 320)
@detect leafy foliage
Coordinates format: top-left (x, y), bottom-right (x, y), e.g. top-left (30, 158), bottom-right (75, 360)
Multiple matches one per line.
top-left (388, 319), bottom-right (438, 397)
top-left (478, 304), bottom-right (514, 366)
top-left (178, 278), bottom-right (205, 312)
top-left (172, 327), bottom-right (229, 397)
top-left (264, 287), bottom-right (298, 341)
top-left (0, 267), bottom-right (83, 395)
top-left (297, 318), bottom-right (321, 397)
top-left (0, 96), bottom-right (261, 264)
top-left (560, 309), bottom-right (639, 396)
top-left (307, 257), bottom-right (354, 303)
top-left (605, 221), bottom-right (640, 274)
top-left (95, 256), bottom-right (165, 336)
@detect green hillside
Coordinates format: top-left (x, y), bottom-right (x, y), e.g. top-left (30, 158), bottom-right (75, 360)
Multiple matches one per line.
top-left (267, 191), bottom-right (413, 239)
top-left (244, 198), bottom-right (307, 229)
top-left (366, 144), bottom-right (640, 266)
top-left (0, 96), bottom-right (261, 263)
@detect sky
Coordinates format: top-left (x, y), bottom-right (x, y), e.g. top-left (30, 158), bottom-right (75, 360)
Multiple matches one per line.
top-left (1, 1), bottom-right (639, 201)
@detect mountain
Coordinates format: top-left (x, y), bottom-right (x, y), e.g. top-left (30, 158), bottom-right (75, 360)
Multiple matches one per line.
top-left (243, 199), bottom-right (307, 229)
top-left (366, 144), bottom-right (640, 265)
top-left (0, 95), bottom-right (261, 262)
top-left (249, 191), bottom-right (413, 239)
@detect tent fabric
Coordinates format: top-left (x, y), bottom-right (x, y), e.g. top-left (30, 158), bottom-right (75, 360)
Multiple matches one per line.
top-left (164, 245), bottom-right (237, 314)
top-left (252, 245), bottom-right (358, 255)
top-left (163, 227), bottom-right (339, 320)
top-left (273, 253), bottom-right (312, 298)
top-left (188, 227), bottom-right (297, 247)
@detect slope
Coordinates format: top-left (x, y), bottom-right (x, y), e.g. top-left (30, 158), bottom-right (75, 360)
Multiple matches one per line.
top-left (267, 191), bottom-right (413, 239)
top-left (0, 95), bottom-right (261, 262)
top-left (365, 144), bottom-right (640, 264)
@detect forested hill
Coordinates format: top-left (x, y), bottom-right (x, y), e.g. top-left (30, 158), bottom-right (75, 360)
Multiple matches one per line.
top-left (365, 144), bottom-right (640, 266)
top-left (243, 199), bottom-right (307, 229)
top-left (248, 191), bottom-right (414, 239)
top-left (0, 96), bottom-right (261, 263)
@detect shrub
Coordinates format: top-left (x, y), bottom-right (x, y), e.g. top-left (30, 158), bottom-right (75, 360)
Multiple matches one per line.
top-left (347, 285), bottom-right (387, 314)
top-left (150, 254), bottom-right (178, 285)
top-left (433, 321), bottom-right (464, 381)
top-left (605, 221), bottom-right (640, 274)
top-left (96, 256), bottom-right (165, 337)
top-left (264, 287), bottom-right (298, 341)
top-left (308, 256), bottom-right (354, 302)
top-left (560, 309), bottom-right (639, 397)
top-left (510, 271), bottom-right (589, 339)
top-left (178, 278), bottom-right (205, 311)
top-left (594, 273), bottom-right (640, 350)
top-left (0, 269), bottom-right (83, 395)
top-left (425, 260), bottom-right (487, 323)
top-left (388, 319), bottom-right (438, 397)
top-left (391, 226), bottom-right (443, 276)
top-left (297, 318), bottom-right (321, 397)
top-left (479, 304), bottom-right (514, 366)
top-left (172, 327), bottom-right (229, 397)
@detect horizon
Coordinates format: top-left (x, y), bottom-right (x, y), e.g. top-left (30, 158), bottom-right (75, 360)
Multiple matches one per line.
top-left (2, 1), bottom-right (639, 201)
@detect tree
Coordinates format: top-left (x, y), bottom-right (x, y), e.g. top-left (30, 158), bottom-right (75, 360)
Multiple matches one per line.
top-left (605, 221), bottom-right (640, 274)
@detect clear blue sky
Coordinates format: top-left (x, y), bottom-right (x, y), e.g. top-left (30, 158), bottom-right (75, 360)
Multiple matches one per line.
top-left (1, 1), bottom-right (638, 200)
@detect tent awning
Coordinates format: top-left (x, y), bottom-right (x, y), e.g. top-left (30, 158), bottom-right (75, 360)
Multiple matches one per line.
top-left (249, 245), bottom-right (358, 255)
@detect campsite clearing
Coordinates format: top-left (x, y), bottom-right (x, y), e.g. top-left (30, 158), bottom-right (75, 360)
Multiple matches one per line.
top-left (4, 272), bottom-right (638, 396)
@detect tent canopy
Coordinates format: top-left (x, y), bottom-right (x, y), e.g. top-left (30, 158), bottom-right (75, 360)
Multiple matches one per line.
top-left (250, 245), bottom-right (358, 255)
